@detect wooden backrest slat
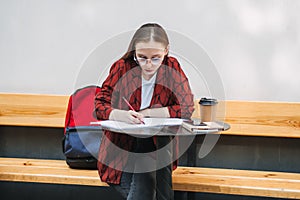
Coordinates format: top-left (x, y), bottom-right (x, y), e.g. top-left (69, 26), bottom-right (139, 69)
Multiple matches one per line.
top-left (0, 93), bottom-right (69, 127)
top-left (1, 93), bottom-right (299, 137)
top-left (193, 100), bottom-right (300, 138)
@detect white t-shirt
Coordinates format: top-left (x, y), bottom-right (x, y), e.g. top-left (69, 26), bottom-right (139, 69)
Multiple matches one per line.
top-left (140, 73), bottom-right (157, 110)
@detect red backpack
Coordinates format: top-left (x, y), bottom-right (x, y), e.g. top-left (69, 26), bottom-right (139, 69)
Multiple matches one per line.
top-left (63, 85), bottom-right (102, 169)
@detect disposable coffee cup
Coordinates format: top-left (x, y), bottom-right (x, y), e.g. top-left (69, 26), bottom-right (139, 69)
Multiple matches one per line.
top-left (199, 98), bottom-right (218, 122)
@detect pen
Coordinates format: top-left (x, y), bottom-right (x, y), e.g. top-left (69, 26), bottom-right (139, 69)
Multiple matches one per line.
top-left (122, 96), bottom-right (145, 124)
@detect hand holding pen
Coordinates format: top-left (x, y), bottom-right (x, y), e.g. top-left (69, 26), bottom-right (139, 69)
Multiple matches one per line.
top-left (122, 97), bottom-right (145, 124)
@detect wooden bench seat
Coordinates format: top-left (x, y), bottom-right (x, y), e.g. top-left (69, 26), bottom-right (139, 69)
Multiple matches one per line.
top-left (1, 93), bottom-right (299, 138)
top-left (0, 158), bottom-right (106, 187)
top-left (1, 157), bottom-right (300, 199)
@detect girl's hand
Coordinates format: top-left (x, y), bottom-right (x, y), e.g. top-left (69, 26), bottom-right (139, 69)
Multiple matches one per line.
top-left (138, 108), bottom-right (150, 117)
top-left (138, 107), bottom-right (170, 118)
top-left (109, 109), bottom-right (144, 124)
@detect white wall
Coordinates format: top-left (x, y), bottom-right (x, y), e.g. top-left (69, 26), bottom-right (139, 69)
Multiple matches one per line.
top-left (1, 0), bottom-right (300, 102)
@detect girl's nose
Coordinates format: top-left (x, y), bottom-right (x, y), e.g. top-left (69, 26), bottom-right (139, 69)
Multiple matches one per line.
top-left (145, 60), bottom-right (152, 67)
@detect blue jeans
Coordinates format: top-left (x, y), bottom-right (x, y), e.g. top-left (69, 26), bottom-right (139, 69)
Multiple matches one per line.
top-left (109, 138), bottom-right (174, 200)
top-left (109, 171), bottom-right (157, 200)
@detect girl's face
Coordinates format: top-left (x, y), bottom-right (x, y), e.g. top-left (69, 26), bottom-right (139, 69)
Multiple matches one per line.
top-left (135, 40), bottom-right (168, 80)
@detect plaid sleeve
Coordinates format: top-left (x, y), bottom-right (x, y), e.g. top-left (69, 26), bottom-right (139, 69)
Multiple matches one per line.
top-left (167, 58), bottom-right (195, 119)
top-left (95, 60), bottom-right (125, 120)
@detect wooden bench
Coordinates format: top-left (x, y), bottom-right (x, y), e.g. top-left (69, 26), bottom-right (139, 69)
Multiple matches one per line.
top-left (1, 93), bottom-right (300, 199)
top-left (1, 157), bottom-right (300, 199)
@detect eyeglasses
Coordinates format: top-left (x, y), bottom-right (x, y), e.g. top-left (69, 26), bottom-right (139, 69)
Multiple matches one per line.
top-left (134, 55), bottom-right (163, 66)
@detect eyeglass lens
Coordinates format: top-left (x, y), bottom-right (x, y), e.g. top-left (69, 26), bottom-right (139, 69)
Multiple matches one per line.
top-left (136, 57), bottom-right (162, 65)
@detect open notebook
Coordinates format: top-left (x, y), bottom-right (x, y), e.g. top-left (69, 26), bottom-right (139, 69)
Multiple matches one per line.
top-left (90, 118), bottom-right (183, 131)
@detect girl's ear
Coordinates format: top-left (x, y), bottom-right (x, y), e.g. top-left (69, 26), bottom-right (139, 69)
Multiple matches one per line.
top-left (164, 45), bottom-right (170, 55)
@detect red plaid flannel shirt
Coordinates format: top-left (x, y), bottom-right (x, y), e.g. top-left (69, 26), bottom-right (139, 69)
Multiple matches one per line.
top-left (95, 56), bottom-right (194, 184)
